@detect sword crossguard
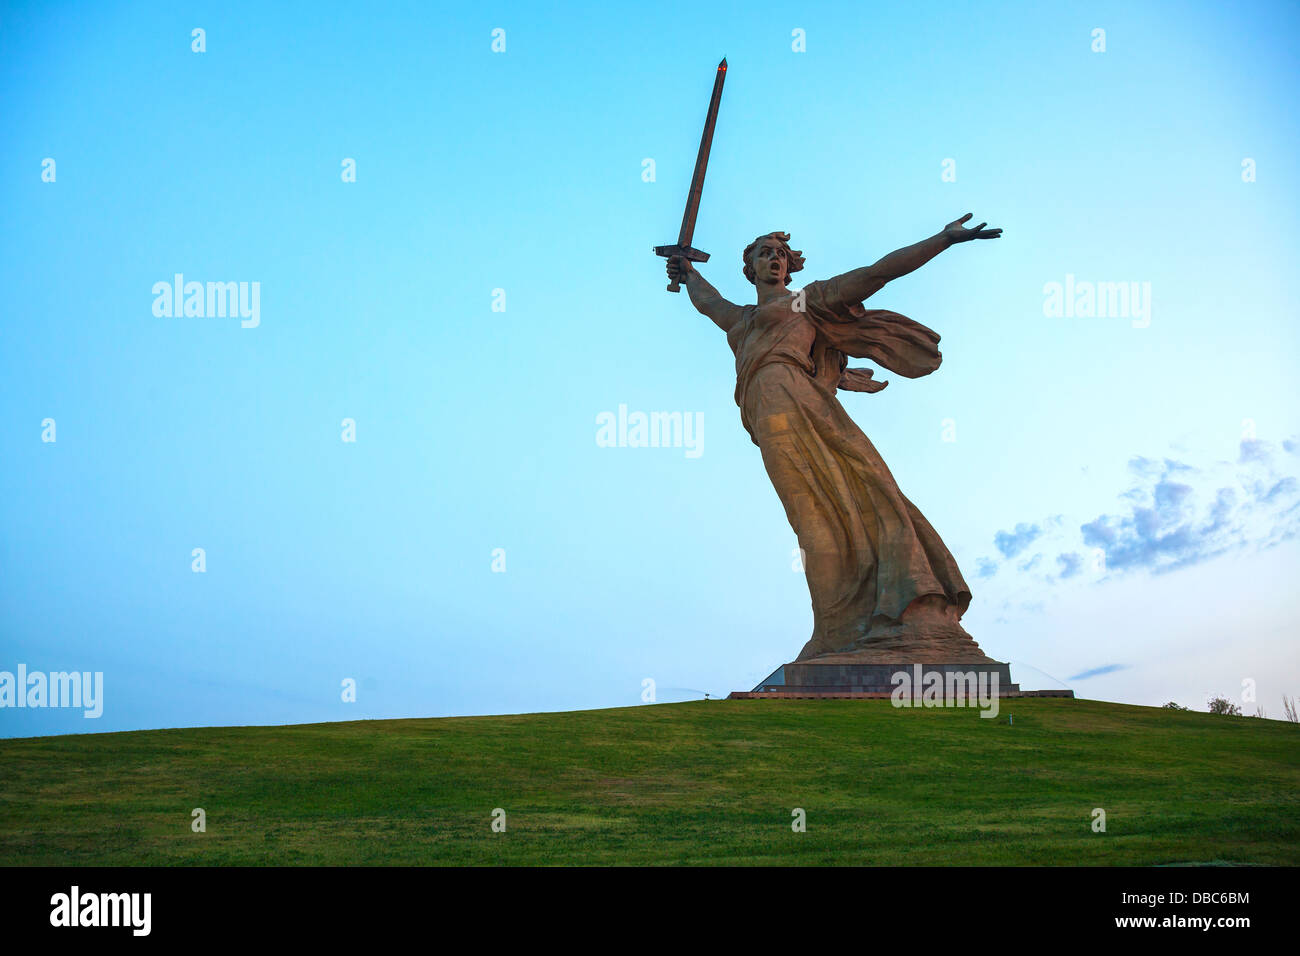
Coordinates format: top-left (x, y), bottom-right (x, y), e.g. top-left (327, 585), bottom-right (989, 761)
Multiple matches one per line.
top-left (653, 244), bottom-right (710, 293)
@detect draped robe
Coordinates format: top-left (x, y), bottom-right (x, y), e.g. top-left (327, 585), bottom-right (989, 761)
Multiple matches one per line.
top-left (726, 276), bottom-right (989, 663)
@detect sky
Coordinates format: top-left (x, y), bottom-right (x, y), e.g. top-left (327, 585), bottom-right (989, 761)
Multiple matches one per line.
top-left (1, 0), bottom-right (1297, 737)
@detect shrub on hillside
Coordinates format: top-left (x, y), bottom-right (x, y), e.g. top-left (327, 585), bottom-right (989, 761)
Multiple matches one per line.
top-left (1208, 697), bottom-right (1242, 716)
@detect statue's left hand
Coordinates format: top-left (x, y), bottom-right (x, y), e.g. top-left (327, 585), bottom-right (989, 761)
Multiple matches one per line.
top-left (943, 213), bottom-right (1003, 243)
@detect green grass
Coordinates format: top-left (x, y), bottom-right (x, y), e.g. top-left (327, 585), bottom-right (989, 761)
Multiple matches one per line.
top-left (1, 698), bottom-right (1297, 865)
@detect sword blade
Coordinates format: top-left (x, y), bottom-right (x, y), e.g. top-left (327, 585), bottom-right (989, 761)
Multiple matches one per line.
top-left (676, 57), bottom-right (727, 248)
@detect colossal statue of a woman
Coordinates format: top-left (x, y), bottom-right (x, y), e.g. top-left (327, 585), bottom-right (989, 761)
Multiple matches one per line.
top-left (668, 215), bottom-right (1002, 664)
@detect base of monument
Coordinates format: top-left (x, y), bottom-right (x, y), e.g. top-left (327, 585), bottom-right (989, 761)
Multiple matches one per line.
top-left (728, 660), bottom-right (1074, 700)
top-left (727, 689), bottom-right (1074, 699)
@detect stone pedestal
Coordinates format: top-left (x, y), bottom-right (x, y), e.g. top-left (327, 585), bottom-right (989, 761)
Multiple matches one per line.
top-left (757, 660), bottom-right (1016, 694)
top-left (728, 659), bottom-right (1074, 699)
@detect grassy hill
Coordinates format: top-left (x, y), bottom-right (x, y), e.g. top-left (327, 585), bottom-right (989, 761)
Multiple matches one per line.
top-left (1, 698), bottom-right (1296, 865)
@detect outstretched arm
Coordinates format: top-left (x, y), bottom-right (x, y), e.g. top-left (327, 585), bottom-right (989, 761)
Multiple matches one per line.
top-left (829, 213), bottom-right (1003, 304)
top-left (667, 256), bottom-right (744, 333)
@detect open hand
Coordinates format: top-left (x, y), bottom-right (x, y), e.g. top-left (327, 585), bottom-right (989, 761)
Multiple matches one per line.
top-left (943, 213), bottom-right (1002, 243)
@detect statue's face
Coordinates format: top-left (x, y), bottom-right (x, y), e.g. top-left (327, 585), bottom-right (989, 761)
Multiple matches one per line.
top-left (751, 239), bottom-right (789, 286)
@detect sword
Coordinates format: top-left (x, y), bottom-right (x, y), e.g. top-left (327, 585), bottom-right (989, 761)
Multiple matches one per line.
top-left (654, 57), bottom-right (727, 293)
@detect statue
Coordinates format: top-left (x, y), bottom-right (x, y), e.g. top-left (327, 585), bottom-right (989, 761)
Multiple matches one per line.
top-left (652, 59), bottom-right (1025, 697)
top-left (666, 218), bottom-right (1001, 665)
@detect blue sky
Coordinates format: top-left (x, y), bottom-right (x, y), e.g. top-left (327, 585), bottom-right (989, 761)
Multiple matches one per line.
top-left (2, 0), bottom-right (1298, 736)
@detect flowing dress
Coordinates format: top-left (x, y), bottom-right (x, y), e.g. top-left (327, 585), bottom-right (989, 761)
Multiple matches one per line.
top-left (726, 276), bottom-right (986, 663)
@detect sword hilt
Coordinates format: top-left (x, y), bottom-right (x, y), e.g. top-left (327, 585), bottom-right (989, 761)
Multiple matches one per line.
top-left (654, 244), bottom-right (710, 294)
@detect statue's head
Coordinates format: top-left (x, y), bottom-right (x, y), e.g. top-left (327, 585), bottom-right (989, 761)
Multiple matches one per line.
top-left (743, 231), bottom-right (805, 288)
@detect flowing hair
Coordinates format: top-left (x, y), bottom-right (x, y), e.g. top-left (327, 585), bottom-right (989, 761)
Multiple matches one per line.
top-left (742, 231), bottom-right (805, 287)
